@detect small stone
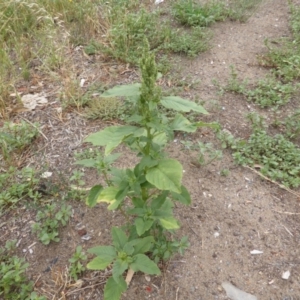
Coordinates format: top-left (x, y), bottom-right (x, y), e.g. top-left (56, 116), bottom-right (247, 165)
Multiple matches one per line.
top-left (81, 234), bottom-right (91, 241)
top-left (214, 232), bottom-right (220, 238)
top-left (282, 270), bottom-right (291, 280)
top-left (222, 282), bottom-right (257, 300)
top-left (250, 250), bottom-right (263, 255)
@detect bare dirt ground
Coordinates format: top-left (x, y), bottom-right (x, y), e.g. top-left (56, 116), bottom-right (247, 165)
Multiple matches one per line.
top-left (1, 0), bottom-right (300, 299)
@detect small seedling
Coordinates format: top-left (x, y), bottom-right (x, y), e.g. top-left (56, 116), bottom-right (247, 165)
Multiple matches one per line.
top-left (0, 167), bottom-right (40, 212)
top-left (197, 142), bottom-right (223, 166)
top-left (68, 246), bottom-right (87, 281)
top-left (220, 169), bottom-right (230, 176)
top-left (32, 203), bottom-right (72, 245)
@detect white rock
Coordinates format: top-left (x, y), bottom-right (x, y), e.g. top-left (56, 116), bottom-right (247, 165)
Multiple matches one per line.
top-left (214, 232), bottom-right (220, 238)
top-left (80, 78), bottom-right (85, 87)
top-left (41, 172), bottom-right (52, 178)
top-left (21, 93), bottom-right (48, 110)
top-left (282, 270), bottom-right (291, 280)
top-left (250, 250), bottom-right (263, 255)
top-left (222, 282), bottom-right (257, 300)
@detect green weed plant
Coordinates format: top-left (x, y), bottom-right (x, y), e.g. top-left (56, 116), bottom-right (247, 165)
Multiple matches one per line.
top-left (0, 121), bottom-right (39, 164)
top-left (218, 129), bottom-right (300, 188)
top-left (258, 3), bottom-right (300, 81)
top-left (0, 240), bottom-right (46, 300)
top-left (32, 203), bottom-right (72, 245)
top-left (68, 246), bottom-right (87, 281)
top-left (76, 42), bottom-right (213, 300)
top-left (223, 67), bottom-right (297, 108)
top-left (0, 167), bottom-right (40, 213)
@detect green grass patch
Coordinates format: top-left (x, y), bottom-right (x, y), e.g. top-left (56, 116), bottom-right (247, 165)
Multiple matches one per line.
top-left (219, 129), bottom-right (300, 188)
top-left (0, 241), bottom-right (46, 300)
top-left (258, 3), bottom-right (300, 81)
top-left (222, 67), bottom-right (298, 108)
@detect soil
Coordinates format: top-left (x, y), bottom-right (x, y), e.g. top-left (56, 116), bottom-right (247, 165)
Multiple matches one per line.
top-left (1, 0), bottom-right (300, 299)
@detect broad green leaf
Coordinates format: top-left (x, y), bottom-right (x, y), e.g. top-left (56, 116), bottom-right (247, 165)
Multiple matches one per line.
top-left (161, 96), bottom-right (208, 114)
top-left (110, 168), bottom-right (128, 185)
top-left (86, 185), bottom-right (103, 207)
top-left (131, 236), bottom-right (154, 255)
top-left (104, 153), bottom-right (122, 164)
top-left (85, 126), bottom-right (142, 155)
top-left (130, 254), bottom-right (161, 275)
top-left (112, 227), bottom-right (128, 249)
top-left (158, 216), bottom-right (180, 230)
top-left (87, 256), bottom-right (113, 270)
top-left (139, 156), bottom-right (158, 170)
top-left (131, 197), bottom-right (145, 208)
top-left (104, 276), bottom-right (127, 300)
top-left (88, 245), bottom-right (116, 258)
top-left (123, 243), bottom-right (134, 255)
top-left (146, 159), bottom-right (182, 193)
top-left (85, 126), bottom-right (120, 146)
top-left (154, 199), bottom-right (173, 218)
top-left (170, 185), bottom-right (191, 205)
top-left (127, 207), bottom-right (145, 216)
top-left (95, 186), bottom-right (119, 209)
top-left (135, 218), bottom-right (154, 236)
top-left (151, 191), bottom-right (169, 210)
top-left (101, 83), bottom-right (141, 97)
top-left (75, 158), bottom-right (97, 167)
top-left (170, 114), bottom-right (198, 133)
top-left (153, 131), bottom-right (168, 146)
top-left (113, 259), bottom-right (129, 283)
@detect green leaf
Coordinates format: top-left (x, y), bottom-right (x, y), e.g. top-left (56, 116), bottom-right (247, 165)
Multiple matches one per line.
top-left (131, 236), bottom-right (154, 255)
top-left (153, 199), bottom-right (173, 218)
top-left (104, 276), bottom-right (127, 300)
top-left (88, 245), bottom-right (117, 259)
top-left (130, 254), bottom-right (161, 275)
top-left (86, 185), bottom-right (103, 207)
top-left (101, 83), bottom-right (141, 97)
top-left (112, 227), bottom-right (128, 249)
top-left (161, 96), bottom-right (208, 114)
top-left (75, 158), bottom-right (97, 167)
top-left (131, 197), bottom-right (145, 208)
top-left (158, 216), bottom-right (180, 230)
top-left (153, 131), bottom-right (168, 146)
top-left (146, 159), bottom-right (182, 193)
top-left (104, 153), bottom-right (122, 164)
top-left (170, 185), bottom-right (191, 205)
top-left (85, 126), bottom-right (143, 155)
top-left (94, 186), bottom-right (119, 209)
top-left (170, 114), bottom-right (198, 133)
top-left (87, 256), bottom-right (113, 270)
top-left (135, 218), bottom-right (154, 236)
top-left (87, 246), bottom-right (116, 271)
top-left (151, 191), bottom-right (169, 210)
top-left (123, 243), bottom-right (134, 255)
top-left (113, 259), bottom-right (128, 283)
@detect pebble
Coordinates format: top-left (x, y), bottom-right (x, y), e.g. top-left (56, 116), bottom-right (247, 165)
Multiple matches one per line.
top-left (222, 282), bottom-right (257, 300)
